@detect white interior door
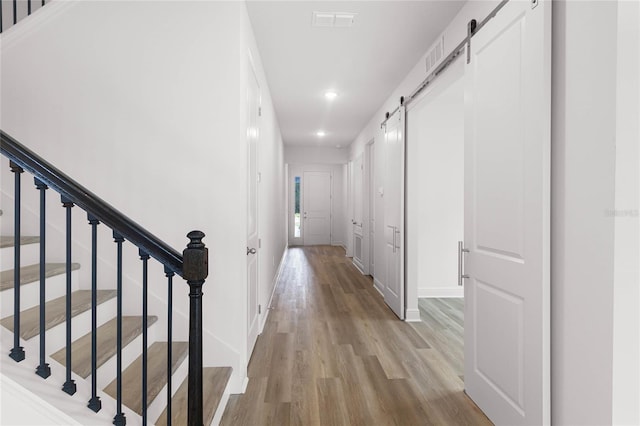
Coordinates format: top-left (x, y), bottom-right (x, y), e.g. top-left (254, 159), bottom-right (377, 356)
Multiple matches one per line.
top-left (383, 108), bottom-right (405, 320)
top-left (303, 171), bottom-right (331, 245)
top-left (352, 154), bottom-right (365, 270)
top-left (463, 1), bottom-right (551, 424)
top-left (246, 61), bottom-right (260, 358)
top-left (368, 142), bottom-right (375, 275)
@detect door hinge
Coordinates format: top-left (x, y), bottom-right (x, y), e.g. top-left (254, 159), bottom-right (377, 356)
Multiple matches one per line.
top-left (258, 238), bottom-right (262, 248)
top-left (258, 107), bottom-right (262, 117)
top-left (258, 304), bottom-right (262, 314)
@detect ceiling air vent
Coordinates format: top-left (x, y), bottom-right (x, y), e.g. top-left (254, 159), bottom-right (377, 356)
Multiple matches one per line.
top-left (312, 12), bottom-right (357, 28)
top-left (426, 36), bottom-right (445, 73)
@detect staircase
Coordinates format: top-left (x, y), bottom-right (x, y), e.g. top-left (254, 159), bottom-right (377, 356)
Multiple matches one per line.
top-left (0, 131), bottom-right (232, 425)
top-left (0, 0), bottom-right (51, 34)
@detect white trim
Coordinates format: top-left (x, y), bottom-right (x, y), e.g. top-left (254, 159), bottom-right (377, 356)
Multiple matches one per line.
top-left (1, 0), bottom-right (76, 50)
top-left (240, 376), bottom-right (250, 393)
top-left (418, 287), bottom-right (464, 298)
top-left (405, 308), bottom-right (422, 322)
top-left (373, 278), bottom-right (385, 297)
top-left (352, 259), bottom-right (365, 275)
top-left (0, 373), bottom-right (82, 425)
top-left (210, 391), bottom-right (231, 426)
top-left (261, 247), bottom-right (288, 331)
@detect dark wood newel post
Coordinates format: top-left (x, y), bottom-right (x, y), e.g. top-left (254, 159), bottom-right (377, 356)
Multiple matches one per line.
top-left (183, 231), bottom-right (208, 426)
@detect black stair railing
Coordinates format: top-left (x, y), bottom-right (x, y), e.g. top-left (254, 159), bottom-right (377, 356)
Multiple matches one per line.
top-left (1, 130), bottom-right (208, 426)
top-left (1, 0), bottom-right (50, 34)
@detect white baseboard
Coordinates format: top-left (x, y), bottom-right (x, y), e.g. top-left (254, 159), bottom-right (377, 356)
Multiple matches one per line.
top-left (261, 247), bottom-right (288, 332)
top-left (352, 259), bottom-right (365, 274)
top-left (373, 278), bottom-right (384, 296)
top-left (418, 287), bottom-right (464, 298)
top-left (405, 308), bottom-right (421, 322)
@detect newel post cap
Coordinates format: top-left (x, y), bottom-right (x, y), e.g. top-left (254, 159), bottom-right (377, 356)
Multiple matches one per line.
top-left (183, 230), bottom-right (208, 282)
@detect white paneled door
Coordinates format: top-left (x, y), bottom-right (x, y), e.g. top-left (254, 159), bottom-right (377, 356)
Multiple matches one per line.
top-left (463, 0), bottom-right (551, 424)
top-left (352, 154), bottom-right (365, 271)
top-left (303, 171), bottom-right (331, 245)
top-left (383, 108), bottom-right (405, 320)
top-left (246, 61), bottom-right (260, 359)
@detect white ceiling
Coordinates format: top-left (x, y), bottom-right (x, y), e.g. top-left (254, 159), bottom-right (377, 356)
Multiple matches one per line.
top-left (246, 1), bottom-right (466, 147)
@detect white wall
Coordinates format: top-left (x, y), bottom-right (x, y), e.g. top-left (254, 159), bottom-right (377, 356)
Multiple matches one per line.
top-left (0, 373), bottom-right (81, 425)
top-left (406, 58), bottom-right (464, 302)
top-left (349, 0), bottom-right (639, 424)
top-left (551, 1), bottom-right (637, 424)
top-left (240, 3), bottom-right (288, 346)
top-left (348, 0), bottom-right (499, 300)
top-left (285, 146), bottom-right (348, 164)
top-left (612, 0), bottom-right (640, 423)
top-left (1, 0), bottom-right (286, 392)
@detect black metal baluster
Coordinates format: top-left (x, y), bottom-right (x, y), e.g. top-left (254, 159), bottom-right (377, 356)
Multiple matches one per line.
top-left (139, 249), bottom-right (149, 426)
top-left (183, 231), bottom-right (208, 426)
top-left (165, 266), bottom-right (175, 426)
top-left (9, 162), bottom-right (25, 362)
top-left (27, 0), bottom-right (31, 15)
top-left (87, 214), bottom-right (102, 412)
top-left (113, 231), bottom-right (126, 426)
top-left (61, 196), bottom-right (76, 395)
top-left (12, 0), bottom-right (16, 24)
top-left (34, 177), bottom-right (51, 379)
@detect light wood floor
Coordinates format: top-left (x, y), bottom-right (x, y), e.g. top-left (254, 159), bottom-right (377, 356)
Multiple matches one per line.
top-left (221, 246), bottom-right (491, 426)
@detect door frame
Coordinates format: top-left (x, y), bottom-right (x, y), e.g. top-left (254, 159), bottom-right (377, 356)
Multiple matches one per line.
top-left (287, 164), bottom-right (336, 247)
top-left (287, 167), bottom-right (304, 246)
top-left (302, 170), bottom-right (333, 246)
top-left (362, 139), bottom-right (375, 276)
top-left (246, 50), bottom-right (261, 359)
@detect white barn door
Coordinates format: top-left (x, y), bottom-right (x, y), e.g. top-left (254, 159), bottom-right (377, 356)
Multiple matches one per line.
top-left (383, 108), bottom-right (405, 320)
top-left (463, 1), bottom-right (551, 424)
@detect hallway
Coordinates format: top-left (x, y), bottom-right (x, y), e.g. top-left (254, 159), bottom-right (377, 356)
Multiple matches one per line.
top-left (221, 246), bottom-right (491, 425)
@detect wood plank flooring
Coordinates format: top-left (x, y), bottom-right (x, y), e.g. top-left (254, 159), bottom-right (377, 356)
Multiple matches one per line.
top-left (155, 367), bottom-right (232, 426)
top-left (221, 246), bottom-right (491, 426)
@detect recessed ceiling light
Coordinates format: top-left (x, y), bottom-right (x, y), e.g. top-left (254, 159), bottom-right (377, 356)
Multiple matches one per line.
top-left (325, 91), bottom-right (338, 100)
top-left (316, 131), bottom-right (326, 137)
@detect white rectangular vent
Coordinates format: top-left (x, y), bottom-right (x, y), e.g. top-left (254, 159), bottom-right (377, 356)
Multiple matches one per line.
top-left (312, 12), bottom-right (356, 28)
top-left (425, 36), bottom-right (445, 73)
